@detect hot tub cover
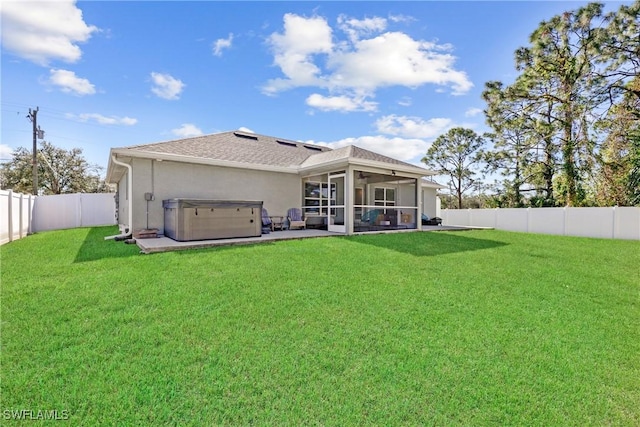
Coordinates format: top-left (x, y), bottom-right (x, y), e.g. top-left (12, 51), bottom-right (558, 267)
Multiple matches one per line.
top-left (162, 199), bottom-right (263, 209)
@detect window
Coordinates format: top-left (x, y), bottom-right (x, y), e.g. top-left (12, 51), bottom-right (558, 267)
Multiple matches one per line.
top-left (374, 187), bottom-right (395, 207)
top-left (304, 181), bottom-right (336, 215)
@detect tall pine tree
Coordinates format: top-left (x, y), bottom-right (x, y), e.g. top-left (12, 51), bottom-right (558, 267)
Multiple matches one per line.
top-left (514, 3), bottom-right (609, 206)
top-left (422, 128), bottom-right (486, 209)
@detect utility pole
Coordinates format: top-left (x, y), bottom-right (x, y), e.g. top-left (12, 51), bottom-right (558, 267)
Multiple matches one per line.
top-left (27, 107), bottom-right (44, 195)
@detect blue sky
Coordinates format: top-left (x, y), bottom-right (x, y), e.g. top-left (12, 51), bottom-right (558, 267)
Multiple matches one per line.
top-left (1, 1), bottom-right (628, 179)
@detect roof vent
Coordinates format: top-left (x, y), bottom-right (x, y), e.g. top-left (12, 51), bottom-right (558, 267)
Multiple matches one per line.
top-left (303, 145), bottom-right (322, 151)
top-left (234, 132), bottom-right (258, 140)
top-left (276, 140), bottom-right (298, 148)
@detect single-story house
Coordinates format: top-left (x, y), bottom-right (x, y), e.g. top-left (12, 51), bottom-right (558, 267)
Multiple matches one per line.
top-left (105, 130), bottom-right (442, 237)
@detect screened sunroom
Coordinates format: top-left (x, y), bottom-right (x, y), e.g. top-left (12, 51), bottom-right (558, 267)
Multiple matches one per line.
top-left (300, 168), bottom-right (423, 234)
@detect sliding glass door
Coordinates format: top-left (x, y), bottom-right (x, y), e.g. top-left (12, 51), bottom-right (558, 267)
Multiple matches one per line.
top-left (327, 173), bottom-right (345, 233)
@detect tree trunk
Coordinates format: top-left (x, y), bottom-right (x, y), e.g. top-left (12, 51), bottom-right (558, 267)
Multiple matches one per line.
top-left (562, 110), bottom-right (577, 206)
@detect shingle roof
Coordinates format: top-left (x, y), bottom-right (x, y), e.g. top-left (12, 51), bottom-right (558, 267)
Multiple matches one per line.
top-left (120, 131), bottom-right (331, 168)
top-left (113, 130), bottom-right (431, 175)
top-left (298, 146), bottom-right (352, 168)
top-left (351, 145), bottom-right (422, 168)
top-left (299, 145), bottom-right (423, 170)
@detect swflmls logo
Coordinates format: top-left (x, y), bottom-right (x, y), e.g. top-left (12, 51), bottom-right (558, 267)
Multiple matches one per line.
top-left (2, 409), bottom-right (70, 420)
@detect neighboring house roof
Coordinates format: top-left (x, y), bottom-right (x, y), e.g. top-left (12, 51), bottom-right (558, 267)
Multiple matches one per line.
top-left (421, 179), bottom-right (448, 189)
top-left (107, 130), bottom-right (435, 183)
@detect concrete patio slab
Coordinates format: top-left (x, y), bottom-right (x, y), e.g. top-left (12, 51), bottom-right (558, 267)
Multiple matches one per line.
top-left (135, 228), bottom-right (337, 254)
top-left (135, 225), bottom-right (488, 254)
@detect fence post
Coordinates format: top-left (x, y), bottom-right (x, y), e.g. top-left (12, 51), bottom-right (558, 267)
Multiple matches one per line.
top-left (495, 207), bottom-right (499, 229)
top-left (612, 206), bottom-right (616, 239)
top-left (7, 189), bottom-right (13, 243)
top-left (28, 194), bottom-right (34, 235)
top-left (19, 193), bottom-right (24, 239)
top-left (563, 206), bottom-right (568, 235)
top-left (526, 207), bottom-right (531, 233)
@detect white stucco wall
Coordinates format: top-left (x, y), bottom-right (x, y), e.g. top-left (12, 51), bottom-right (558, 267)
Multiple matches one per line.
top-left (127, 159), bottom-right (302, 233)
top-left (113, 157), bottom-right (439, 234)
top-left (398, 183), bottom-right (417, 207)
top-left (422, 187), bottom-right (439, 218)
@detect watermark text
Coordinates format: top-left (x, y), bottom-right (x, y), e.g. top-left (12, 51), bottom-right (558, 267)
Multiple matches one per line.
top-left (2, 409), bottom-right (69, 421)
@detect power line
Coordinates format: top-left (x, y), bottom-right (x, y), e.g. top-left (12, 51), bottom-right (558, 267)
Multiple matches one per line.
top-left (1, 109), bottom-right (23, 115)
top-left (1, 129), bottom-right (31, 134)
top-left (4, 127), bottom-right (115, 146)
top-left (1, 101), bottom-right (68, 116)
top-left (3, 103), bottom-right (139, 132)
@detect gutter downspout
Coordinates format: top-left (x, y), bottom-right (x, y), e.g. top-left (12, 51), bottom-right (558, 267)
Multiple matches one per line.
top-left (105, 155), bottom-right (133, 240)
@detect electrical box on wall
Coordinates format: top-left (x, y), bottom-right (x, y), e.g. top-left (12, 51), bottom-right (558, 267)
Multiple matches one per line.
top-left (144, 192), bottom-right (155, 201)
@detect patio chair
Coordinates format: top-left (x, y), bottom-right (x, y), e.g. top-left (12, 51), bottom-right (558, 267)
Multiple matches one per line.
top-left (360, 209), bottom-right (381, 225)
top-left (355, 209), bottom-right (380, 231)
top-left (287, 208), bottom-right (307, 230)
top-left (261, 208), bottom-right (273, 234)
top-left (421, 213), bottom-right (442, 226)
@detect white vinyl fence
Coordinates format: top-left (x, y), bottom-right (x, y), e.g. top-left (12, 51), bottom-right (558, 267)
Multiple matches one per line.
top-left (0, 190), bottom-right (36, 245)
top-left (1, 192), bottom-right (117, 245)
top-left (32, 193), bottom-right (116, 232)
top-left (441, 207), bottom-right (640, 240)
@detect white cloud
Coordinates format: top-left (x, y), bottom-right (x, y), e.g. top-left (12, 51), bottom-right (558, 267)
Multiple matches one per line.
top-left (397, 97), bottom-right (412, 107)
top-left (237, 127), bottom-right (254, 133)
top-left (1, 0), bottom-right (98, 65)
top-left (263, 13), bottom-right (333, 94)
top-left (388, 14), bottom-right (416, 24)
top-left (465, 107), bottom-right (483, 117)
top-left (213, 33), bottom-right (233, 57)
top-left (49, 69), bottom-right (95, 96)
top-left (0, 144), bottom-right (15, 160)
top-left (337, 15), bottom-right (387, 43)
top-left (313, 135), bottom-right (429, 163)
top-left (308, 113), bottom-right (456, 163)
top-left (172, 123), bottom-right (203, 137)
top-left (263, 13), bottom-right (473, 105)
top-left (306, 93), bottom-right (377, 112)
top-left (150, 72), bottom-right (185, 100)
top-left (327, 32), bottom-right (472, 95)
top-left (67, 113), bottom-right (137, 126)
top-left (375, 115), bottom-right (454, 139)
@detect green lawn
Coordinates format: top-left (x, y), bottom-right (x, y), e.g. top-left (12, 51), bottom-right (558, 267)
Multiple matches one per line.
top-left (1, 227), bottom-right (638, 425)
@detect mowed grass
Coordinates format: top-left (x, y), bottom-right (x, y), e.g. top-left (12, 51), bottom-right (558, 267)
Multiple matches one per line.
top-left (1, 226), bottom-right (638, 425)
